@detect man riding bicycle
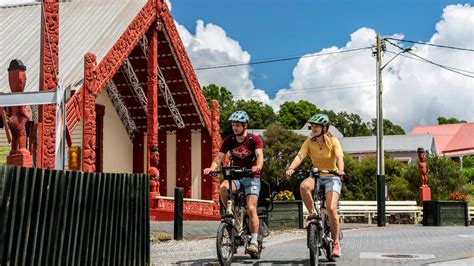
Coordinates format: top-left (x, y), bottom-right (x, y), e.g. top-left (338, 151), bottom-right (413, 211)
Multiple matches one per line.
top-left (285, 114), bottom-right (345, 257)
top-left (203, 110), bottom-right (264, 254)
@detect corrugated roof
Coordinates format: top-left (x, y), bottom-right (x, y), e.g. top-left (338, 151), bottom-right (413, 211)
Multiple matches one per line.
top-left (0, 0), bottom-right (146, 93)
top-left (339, 134), bottom-right (436, 154)
top-left (410, 123), bottom-right (473, 155)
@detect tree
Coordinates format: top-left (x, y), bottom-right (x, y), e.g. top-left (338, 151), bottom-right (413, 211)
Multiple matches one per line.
top-left (437, 116), bottom-right (466, 125)
top-left (368, 118), bottom-right (405, 135)
top-left (202, 84), bottom-right (234, 111)
top-left (277, 100), bottom-right (319, 129)
top-left (323, 110), bottom-right (372, 137)
top-left (403, 155), bottom-right (468, 201)
top-left (221, 100), bottom-right (277, 136)
top-left (261, 124), bottom-right (311, 195)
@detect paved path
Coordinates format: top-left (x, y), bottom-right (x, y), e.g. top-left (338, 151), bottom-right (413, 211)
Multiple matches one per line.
top-left (151, 223), bottom-right (474, 265)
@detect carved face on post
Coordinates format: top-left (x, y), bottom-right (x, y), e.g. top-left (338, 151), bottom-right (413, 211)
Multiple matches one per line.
top-left (150, 146), bottom-right (160, 167)
top-left (417, 148), bottom-right (426, 162)
top-left (8, 59), bottom-right (27, 93)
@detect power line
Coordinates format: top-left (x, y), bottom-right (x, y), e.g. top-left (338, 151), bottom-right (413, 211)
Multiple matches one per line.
top-left (194, 46), bottom-right (372, 70)
top-left (231, 81), bottom-right (375, 100)
top-left (385, 51), bottom-right (474, 75)
top-left (385, 40), bottom-right (474, 78)
top-left (385, 37), bottom-right (474, 52)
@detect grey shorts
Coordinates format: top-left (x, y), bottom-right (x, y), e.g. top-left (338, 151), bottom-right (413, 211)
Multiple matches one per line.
top-left (232, 177), bottom-right (261, 197)
top-left (316, 176), bottom-right (342, 195)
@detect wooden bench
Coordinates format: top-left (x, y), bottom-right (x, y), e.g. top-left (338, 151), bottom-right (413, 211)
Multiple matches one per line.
top-left (303, 200), bottom-right (422, 224)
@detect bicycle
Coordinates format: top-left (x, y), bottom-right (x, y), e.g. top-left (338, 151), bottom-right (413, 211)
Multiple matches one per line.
top-left (294, 168), bottom-right (344, 266)
top-left (210, 166), bottom-right (276, 265)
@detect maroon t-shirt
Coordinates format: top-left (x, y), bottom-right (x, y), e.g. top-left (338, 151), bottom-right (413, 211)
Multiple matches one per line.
top-left (220, 133), bottom-right (263, 178)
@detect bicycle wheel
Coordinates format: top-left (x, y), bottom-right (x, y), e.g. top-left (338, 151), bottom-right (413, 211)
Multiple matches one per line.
top-left (323, 229), bottom-right (334, 262)
top-left (308, 223), bottom-right (320, 266)
top-left (216, 222), bottom-right (235, 265)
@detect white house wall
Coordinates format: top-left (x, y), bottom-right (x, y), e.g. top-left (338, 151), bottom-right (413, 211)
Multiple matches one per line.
top-left (166, 133), bottom-right (177, 195)
top-left (96, 91), bottom-right (133, 173)
top-left (191, 131), bottom-right (202, 199)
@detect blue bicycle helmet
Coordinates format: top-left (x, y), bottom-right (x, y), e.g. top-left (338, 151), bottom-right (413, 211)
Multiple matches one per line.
top-left (228, 111), bottom-right (249, 123)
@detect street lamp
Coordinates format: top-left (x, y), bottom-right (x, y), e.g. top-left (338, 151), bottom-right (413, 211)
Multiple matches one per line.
top-left (373, 35), bottom-right (412, 226)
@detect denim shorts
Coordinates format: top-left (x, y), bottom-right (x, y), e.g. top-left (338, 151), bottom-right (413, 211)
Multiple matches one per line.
top-left (232, 177), bottom-right (261, 197)
top-left (316, 176), bottom-right (342, 195)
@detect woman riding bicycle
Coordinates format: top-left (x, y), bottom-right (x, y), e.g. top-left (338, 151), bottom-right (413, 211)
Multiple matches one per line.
top-left (203, 110), bottom-right (264, 254)
top-left (285, 113), bottom-right (345, 258)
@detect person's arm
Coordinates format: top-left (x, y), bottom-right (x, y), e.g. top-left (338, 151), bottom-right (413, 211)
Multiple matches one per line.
top-left (336, 154), bottom-right (345, 176)
top-left (252, 148), bottom-right (264, 173)
top-left (286, 152), bottom-right (306, 176)
top-left (203, 152), bottom-right (225, 175)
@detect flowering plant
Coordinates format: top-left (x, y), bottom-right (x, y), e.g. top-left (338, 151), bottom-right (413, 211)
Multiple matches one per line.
top-left (274, 190), bottom-right (295, 201)
top-left (447, 191), bottom-right (469, 201)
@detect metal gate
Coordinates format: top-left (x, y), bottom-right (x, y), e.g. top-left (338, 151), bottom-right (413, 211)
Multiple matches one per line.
top-left (0, 165), bottom-right (150, 265)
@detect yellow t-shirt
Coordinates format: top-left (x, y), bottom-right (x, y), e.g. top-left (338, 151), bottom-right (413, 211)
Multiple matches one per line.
top-left (298, 136), bottom-right (343, 175)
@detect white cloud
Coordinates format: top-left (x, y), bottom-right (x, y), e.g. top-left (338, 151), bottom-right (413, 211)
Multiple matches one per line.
top-left (177, 4), bottom-right (473, 131)
top-left (175, 20), bottom-right (270, 104)
top-left (271, 4), bottom-right (474, 131)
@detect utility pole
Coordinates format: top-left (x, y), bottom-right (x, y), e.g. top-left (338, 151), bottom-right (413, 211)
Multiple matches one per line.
top-left (374, 34), bottom-right (386, 226)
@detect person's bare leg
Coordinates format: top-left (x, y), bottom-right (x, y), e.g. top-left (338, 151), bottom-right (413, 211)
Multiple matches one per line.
top-left (325, 191), bottom-right (340, 243)
top-left (300, 178), bottom-right (315, 214)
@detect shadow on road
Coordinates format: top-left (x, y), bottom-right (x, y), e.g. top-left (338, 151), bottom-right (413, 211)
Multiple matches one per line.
top-left (177, 255), bottom-right (338, 265)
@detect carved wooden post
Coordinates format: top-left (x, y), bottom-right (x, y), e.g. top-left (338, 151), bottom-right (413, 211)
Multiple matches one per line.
top-left (6, 60), bottom-right (33, 167)
top-left (418, 148), bottom-right (431, 206)
top-left (82, 53), bottom-right (97, 172)
top-left (37, 0), bottom-right (59, 169)
top-left (211, 100), bottom-right (221, 216)
top-left (147, 17), bottom-right (160, 206)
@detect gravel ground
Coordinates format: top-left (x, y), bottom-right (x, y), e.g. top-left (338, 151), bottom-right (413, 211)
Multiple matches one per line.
top-left (150, 229), bottom-right (306, 265)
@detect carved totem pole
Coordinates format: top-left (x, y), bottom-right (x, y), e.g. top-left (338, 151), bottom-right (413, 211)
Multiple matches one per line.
top-left (149, 146), bottom-right (160, 208)
top-left (5, 59), bottom-right (33, 167)
top-left (417, 147), bottom-right (431, 206)
top-left (211, 100), bottom-right (221, 216)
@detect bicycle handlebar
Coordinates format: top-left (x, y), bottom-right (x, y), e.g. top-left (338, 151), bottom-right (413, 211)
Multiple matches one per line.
top-left (293, 168), bottom-right (343, 180)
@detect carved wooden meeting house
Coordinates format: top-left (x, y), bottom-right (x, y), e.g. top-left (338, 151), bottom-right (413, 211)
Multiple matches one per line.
top-left (0, 0), bottom-right (221, 220)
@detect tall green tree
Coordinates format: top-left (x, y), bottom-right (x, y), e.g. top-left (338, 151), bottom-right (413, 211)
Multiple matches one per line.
top-left (261, 124), bottom-right (312, 196)
top-left (368, 118), bottom-right (405, 135)
top-left (322, 110), bottom-right (372, 137)
top-left (277, 100), bottom-right (319, 129)
top-left (221, 100), bottom-right (277, 136)
top-left (437, 116), bottom-right (466, 125)
top-left (202, 84), bottom-right (234, 110)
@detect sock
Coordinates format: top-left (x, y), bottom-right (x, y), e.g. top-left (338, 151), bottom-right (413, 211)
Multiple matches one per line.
top-left (251, 233), bottom-right (258, 243)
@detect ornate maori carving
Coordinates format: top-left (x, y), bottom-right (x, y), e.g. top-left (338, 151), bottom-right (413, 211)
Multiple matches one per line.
top-left (106, 81), bottom-right (137, 140)
top-left (66, 0), bottom-right (156, 133)
top-left (121, 58), bottom-right (148, 112)
top-left (159, 4), bottom-right (212, 135)
top-left (211, 100), bottom-right (222, 215)
top-left (147, 24), bottom-right (161, 204)
top-left (82, 53), bottom-right (97, 172)
top-left (140, 36), bottom-right (185, 129)
top-left (156, 199), bottom-right (217, 218)
top-left (5, 60), bottom-right (33, 167)
top-left (38, 0), bottom-right (59, 169)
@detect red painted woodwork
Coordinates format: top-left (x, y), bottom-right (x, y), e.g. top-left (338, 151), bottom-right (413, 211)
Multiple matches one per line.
top-left (149, 199), bottom-right (219, 221)
top-left (66, 0), bottom-right (156, 133)
top-left (95, 104), bottom-right (105, 172)
top-left (159, 131), bottom-right (167, 196)
top-left (418, 148), bottom-right (431, 206)
top-left (37, 0), bottom-right (59, 169)
top-left (82, 53), bottom-right (97, 173)
top-left (159, 3), bottom-right (212, 136)
top-left (176, 129), bottom-right (192, 198)
top-left (211, 100), bottom-right (222, 215)
top-left (5, 61), bottom-right (33, 167)
top-left (201, 130), bottom-right (213, 200)
top-left (147, 21), bottom-right (160, 206)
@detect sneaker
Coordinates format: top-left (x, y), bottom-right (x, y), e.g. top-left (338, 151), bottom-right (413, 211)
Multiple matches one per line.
top-left (246, 242), bottom-right (258, 254)
top-left (332, 242), bottom-right (341, 257)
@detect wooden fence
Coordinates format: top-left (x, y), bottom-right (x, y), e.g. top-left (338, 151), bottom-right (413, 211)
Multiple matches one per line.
top-left (0, 165), bottom-right (150, 265)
